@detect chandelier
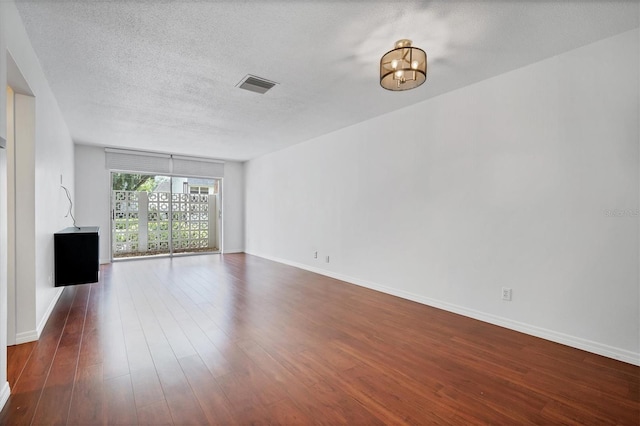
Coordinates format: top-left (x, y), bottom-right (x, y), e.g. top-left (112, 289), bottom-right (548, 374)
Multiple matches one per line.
top-left (380, 39), bottom-right (427, 91)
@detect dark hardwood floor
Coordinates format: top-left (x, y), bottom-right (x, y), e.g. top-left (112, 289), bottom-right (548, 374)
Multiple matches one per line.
top-left (1, 253), bottom-right (638, 425)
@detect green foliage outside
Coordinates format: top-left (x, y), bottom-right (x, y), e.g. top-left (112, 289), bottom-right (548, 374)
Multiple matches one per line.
top-left (112, 173), bottom-right (168, 192)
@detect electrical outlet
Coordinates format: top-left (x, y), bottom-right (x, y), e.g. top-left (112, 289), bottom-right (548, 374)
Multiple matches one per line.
top-left (325, 255), bottom-right (330, 263)
top-left (502, 287), bottom-right (512, 301)
top-left (314, 251), bottom-right (318, 259)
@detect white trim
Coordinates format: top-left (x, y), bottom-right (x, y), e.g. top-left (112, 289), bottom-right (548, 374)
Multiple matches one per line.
top-left (15, 329), bottom-right (38, 344)
top-left (99, 258), bottom-right (110, 265)
top-left (246, 250), bottom-right (640, 366)
top-left (17, 286), bottom-right (64, 344)
top-left (223, 249), bottom-right (244, 254)
top-left (0, 382), bottom-right (10, 412)
top-left (37, 287), bottom-right (64, 337)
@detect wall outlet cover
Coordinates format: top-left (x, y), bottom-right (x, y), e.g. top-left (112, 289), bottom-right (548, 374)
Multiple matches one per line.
top-left (502, 287), bottom-right (512, 301)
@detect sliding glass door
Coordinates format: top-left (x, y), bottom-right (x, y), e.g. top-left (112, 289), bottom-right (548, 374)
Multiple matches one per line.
top-left (170, 177), bottom-right (221, 255)
top-left (111, 173), bottom-right (221, 259)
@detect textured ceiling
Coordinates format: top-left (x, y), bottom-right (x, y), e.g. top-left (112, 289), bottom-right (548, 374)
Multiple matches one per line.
top-left (15, 1), bottom-right (640, 161)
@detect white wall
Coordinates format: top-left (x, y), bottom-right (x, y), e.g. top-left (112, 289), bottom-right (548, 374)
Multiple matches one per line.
top-left (1, 0), bottom-right (74, 344)
top-left (245, 29), bottom-right (640, 365)
top-left (13, 93), bottom-right (36, 343)
top-left (0, 140), bottom-right (7, 407)
top-left (0, 0), bottom-right (75, 407)
top-left (74, 144), bottom-right (245, 259)
top-left (4, 88), bottom-right (15, 346)
top-left (222, 161), bottom-right (245, 253)
top-left (0, 0), bottom-right (8, 407)
top-left (74, 145), bottom-right (111, 262)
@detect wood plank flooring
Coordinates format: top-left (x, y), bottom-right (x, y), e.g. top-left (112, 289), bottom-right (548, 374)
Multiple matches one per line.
top-left (1, 253), bottom-right (638, 425)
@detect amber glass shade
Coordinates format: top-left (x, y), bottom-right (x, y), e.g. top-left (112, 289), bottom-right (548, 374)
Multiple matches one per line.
top-left (380, 39), bottom-right (427, 91)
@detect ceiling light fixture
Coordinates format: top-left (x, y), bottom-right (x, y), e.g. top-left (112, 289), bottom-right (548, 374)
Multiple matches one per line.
top-left (380, 39), bottom-right (427, 91)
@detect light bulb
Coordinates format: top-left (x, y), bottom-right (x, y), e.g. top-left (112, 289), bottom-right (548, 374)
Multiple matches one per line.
top-left (395, 70), bottom-right (404, 78)
top-left (391, 59), bottom-right (398, 69)
top-left (411, 60), bottom-right (419, 69)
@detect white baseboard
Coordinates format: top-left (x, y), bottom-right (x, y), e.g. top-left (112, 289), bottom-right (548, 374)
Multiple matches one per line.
top-left (223, 249), bottom-right (244, 254)
top-left (246, 250), bottom-right (640, 366)
top-left (37, 287), bottom-right (64, 338)
top-left (99, 258), bottom-right (110, 264)
top-left (15, 329), bottom-right (38, 344)
top-left (16, 287), bottom-right (64, 344)
top-left (0, 382), bottom-right (10, 412)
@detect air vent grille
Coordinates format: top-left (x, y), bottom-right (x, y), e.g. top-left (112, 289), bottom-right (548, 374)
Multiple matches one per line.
top-left (236, 75), bottom-right (278, 94)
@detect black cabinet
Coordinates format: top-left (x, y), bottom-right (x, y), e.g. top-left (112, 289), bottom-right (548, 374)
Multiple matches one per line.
top-left (54, 226), bottom-right (99, 286)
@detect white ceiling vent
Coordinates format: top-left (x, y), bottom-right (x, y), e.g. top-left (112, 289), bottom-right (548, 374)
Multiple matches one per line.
top-left (236, 74), bottom-right (278, 94)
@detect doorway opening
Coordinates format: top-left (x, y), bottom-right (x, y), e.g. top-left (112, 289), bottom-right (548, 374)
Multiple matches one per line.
top-left (111, 173), bottom-right (222, 260)
top-left (5, 54), bottom-right (37, 348)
